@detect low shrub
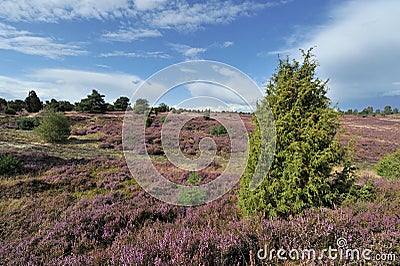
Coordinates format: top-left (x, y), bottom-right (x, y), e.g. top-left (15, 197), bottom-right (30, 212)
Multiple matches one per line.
top-left (0, 154), bottom-right (23, 177)
top-left (5, 107), bottom-right (16, 115)
top-left (16, 117), bottom-right (40, 130)
top-left (34, 110), bottom-right (71, 143)
top-left (376, 150), bottom-right (400, 179)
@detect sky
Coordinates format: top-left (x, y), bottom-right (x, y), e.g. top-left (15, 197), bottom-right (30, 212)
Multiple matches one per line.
top-left (0, 0), bottom-right (399, 111)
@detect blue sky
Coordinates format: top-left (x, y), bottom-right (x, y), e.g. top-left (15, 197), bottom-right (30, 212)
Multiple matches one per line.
top-left (0, 0), bottom-right (399, 111)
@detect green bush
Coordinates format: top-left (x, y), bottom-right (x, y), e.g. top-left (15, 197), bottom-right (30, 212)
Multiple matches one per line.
top-left (203, 109), bottom-right (210, 120)
top-left (0, 154), bottom-right (23, 177)
top-left (34, 110), bottom-right (71, 143)
top-left (217, 124), bottom-right (227, 135)
top-left (178, 171), bottom-right (207, 206)
top-left (376, 150), bottom-right (400, 179)
top-left (210, 125), bottom-right (217, 135)
top-left (5, 107), bottom-right (16, 115)
top-left (16, 117), bottom-right (40, 130)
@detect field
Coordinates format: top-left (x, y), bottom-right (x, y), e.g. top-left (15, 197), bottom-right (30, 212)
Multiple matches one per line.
top-left (0, 112), bottom-right (399, 265)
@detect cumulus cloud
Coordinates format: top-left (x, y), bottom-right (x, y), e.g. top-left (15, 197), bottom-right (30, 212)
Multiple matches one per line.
top-left (264, 0), bottom-right (400, 108)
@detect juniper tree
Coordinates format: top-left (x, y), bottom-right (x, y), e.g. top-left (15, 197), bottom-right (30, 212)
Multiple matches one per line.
top-left (238, 49), bottom-right (355, 218)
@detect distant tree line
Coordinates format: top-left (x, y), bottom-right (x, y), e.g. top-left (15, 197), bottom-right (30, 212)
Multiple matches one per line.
top-left (4, 89), bottom-right (396, 117)
top-left (343, 105), bottom-right (399, 117)
top-left (0, 89), bottom-right (133, 114)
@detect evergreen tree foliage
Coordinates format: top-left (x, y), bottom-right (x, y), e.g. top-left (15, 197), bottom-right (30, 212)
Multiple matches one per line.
top-left (114, 96), bottom-right (130, 111)
top-left (25, 90), bottom-right (43, 113)
top-left (238, 49), bottom-right (355, 218)
top-left (0, 98), bottom-right (7, 112)
top-left (76, 90), bottom-right (107, 113)
top-left (133, 98), bottom-right (149, 114)
top-left (45, 99), bottom-right (74, 112)
top-left (384, 105), bottom-right (393, 115)
top-left (8, 100), bottom-right (26, 112)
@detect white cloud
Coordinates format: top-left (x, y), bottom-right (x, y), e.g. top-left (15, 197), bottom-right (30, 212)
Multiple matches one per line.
top-left (0, 68), bottom-right (143, 103)
top-left (0, 23), bottom-right (87, 59)
top-left (0, 1), bottom-right (286, 33)
top-left (222, 41), bottom-right (234, 48)
top-left (100, 50), bottom-right (170, 59)
top-left (270, 0), bottom-right (400, 107)
top-left (151, 1), bottom-right (274, 31)
top-left (169, 44), bottom-right (207, 59)
top-left (0, 0), bottom-right (132, 22)
top-left (102, 28), bottom-right (162, 42)
top-left (133, 0), bottom-right (168, 11)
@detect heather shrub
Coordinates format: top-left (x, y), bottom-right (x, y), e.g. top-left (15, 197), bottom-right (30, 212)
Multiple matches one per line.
top-left (0, 154), bottom-right (23, 177)
top-left (16, 117), bottom-right (40, 130)
top-left (238, 49), bottom-right (355, 218)
top-left (376, 150), bottom-right (400, 179)
top-left (34, 110), bottom-right (71, 143)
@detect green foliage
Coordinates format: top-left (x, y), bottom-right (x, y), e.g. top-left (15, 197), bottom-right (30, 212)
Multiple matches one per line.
top-left (0, 154), bottom-right (23, 177)
top-left (25, 90), bottom-right (43, 113)
top-left (210, 125), bottom-right (217, 135)
top-left (210, 125), bottom-right (227, 135)
top-left (160, 116), bottom-right (168, 123)
top-left (133, 98), bottom-right (149, 114)
top-left (384, 105), bottom-right (393, 115)
top-left (360, 106), bottom-right (373, 116)
top-left (157, 103), bottom-right (169, 113)
top-left (105, 103), bottom-right (114, 111)
top-left (238, 49), bottom-right (355, 218)
top-left (376, 150), bottom-right (400, 180)
top-left (76, 90), bottom-right (107, 113)
top-left (4, 107), bottom-right (16, 115)
top-left (114, 96), bottom-right (130, 111)
top-left (7, 100), bottom-right (25, 112)
top-left (178, 171), bottom-right (207, 206)
top-left (16, 117), bottom-right (40, 130)
top-left (34, 110), bottom-right (71, 143)
top-left (393, 108), bottom-right (399, 114)
top-left (0, 98), bottom-right (7, 112)
top-left (347, 179), bottom-right (375, 202)
top-left (45, 99), bottom-right (74, 112)
top-left (217, 124), bottom-right (227, 135)
top-left (203, 109), bottom-right (210, 120)
top-left (145, 116), bottom-right (153, 127)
